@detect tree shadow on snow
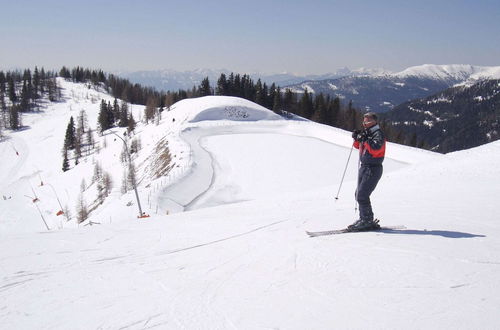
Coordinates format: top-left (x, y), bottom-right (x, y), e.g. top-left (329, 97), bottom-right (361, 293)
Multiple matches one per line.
top-left (380, 229), bottom-right (486, 239)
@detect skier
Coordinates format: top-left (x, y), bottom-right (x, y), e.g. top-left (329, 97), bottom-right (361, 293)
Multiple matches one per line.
top-left (349, 112), bottom-right (386, 231)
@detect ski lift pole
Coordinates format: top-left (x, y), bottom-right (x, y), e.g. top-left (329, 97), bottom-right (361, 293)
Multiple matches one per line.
top-left (34, 201), bottom-right (50, 231)
top-left (111, 132), bottom-right (144, 217)
top-left (47, 183), bottom-right (69, 222)
top-left (334, 144), bottom-right (354, 200)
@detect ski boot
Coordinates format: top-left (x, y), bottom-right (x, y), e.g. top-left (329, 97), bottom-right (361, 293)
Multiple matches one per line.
top-left (347, 218), bottom-right (381, 231)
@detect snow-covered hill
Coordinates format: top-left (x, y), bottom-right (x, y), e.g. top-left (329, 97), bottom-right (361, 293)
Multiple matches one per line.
top-left (1, 80), bottom-right (500, 329)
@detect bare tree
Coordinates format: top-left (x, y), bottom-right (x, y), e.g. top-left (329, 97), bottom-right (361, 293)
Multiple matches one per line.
top-left (121, 168), bottom-right (129, 194)
top-left (144, 97), bottom-right (157, 124)
top-left (76, 192), bottom-right (89, 224)
top-left (127, 162), bottom-right (137, 190)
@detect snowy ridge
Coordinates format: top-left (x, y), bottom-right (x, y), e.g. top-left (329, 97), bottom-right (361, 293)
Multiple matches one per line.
top-left (1, 80), bottom-right (500, 329)
top-left (467, 66), bottom-right (500, 82)
top-left (392, 63), bottom-right (500, 82)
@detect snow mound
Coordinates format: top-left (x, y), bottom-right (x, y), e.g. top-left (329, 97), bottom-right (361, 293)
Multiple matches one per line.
top-left (171, 96), bottom-right (282, 123)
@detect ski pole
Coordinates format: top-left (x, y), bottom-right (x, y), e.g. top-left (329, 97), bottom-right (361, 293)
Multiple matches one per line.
top-left (335, 144), bottom-right (354, 200)
top-left (355, 149), bottom-right (361, 212)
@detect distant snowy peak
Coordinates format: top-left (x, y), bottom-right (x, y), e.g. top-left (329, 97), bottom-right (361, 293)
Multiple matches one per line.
top-left (393, 64), bottom-right (500, 82)
top-left (345, 67), bottom-right (392, 77)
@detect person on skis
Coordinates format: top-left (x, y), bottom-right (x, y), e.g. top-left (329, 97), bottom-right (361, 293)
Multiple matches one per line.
top-left (349, 112), bottom-right (386, 231)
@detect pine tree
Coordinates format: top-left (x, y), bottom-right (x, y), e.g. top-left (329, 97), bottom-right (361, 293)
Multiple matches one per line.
top-left (330, 97), bottom-right (341, 126)
top-left (0, 72), bottom-right (6, 124)
top-left (242, 74), bottom-right (255, 100)
top-left (39, 68), bottom-right (46, 94)
top-left (272, 87), bottom-right (282, 114)
top-left (255, 79), bottom-right (264, 106)
top-left (118, 101), bottom-right (129, 127)
top-left (158, 96), bottom-right (165, 113)
top-left (86, 129), bottom-right (94, 155)
top-left (47, 77), bottom-right (57, 101)
top-left (0, 88), bottom-right (7, 129)
top-left (62, 149), bottom-right (70, 172)
top-left (64, 116), bottom-right (76, 150)
top-left (59, 66), bottom-right (71, 79)
top-left (299, 89), bottom-right (314, 119)
top-left (106, 101), bottom-right (115, 128)
top-left (9, 105), bottom-right (20, 129)
top-left (343, 100), bottom-right (357, 131)
top-left (216, 74), bottom-right (229, 95)
top-left (234, 74), bottom-right (242, 97)
top-left (8, 76), bottom-right (17, 103)
top-left (228, 73), bottom-right (235, 96)
top-left (19, 81), bottom-right (31, 112)
top-left (112, 98), bottom-right (120, 124)
top-left (21, 69), bottom-right (33, 111)
top-left (267, 83), bottom-right (277, 109)
top-left (33, 66), bottom-right (40, 99)
top-left (283, 88), bottom-right (296, 115)
top-left (97, 100), bottom-right (109, 133)
top-left (127, 112), bottom-right (136, 134)
top-left (199, 77), bottom-right (212, 96)
top-left (262, 83), bottom-right (269, 107)
top-left (312, 93), bottom-right (326, 123)
top-left (0, 71), bottom-right (5, 95)
top-left (74, 133), bottom-right (82, 165)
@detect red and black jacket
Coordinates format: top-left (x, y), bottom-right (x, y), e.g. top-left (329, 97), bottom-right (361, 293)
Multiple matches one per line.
top-left (353, 125), bottom-right (386, 166)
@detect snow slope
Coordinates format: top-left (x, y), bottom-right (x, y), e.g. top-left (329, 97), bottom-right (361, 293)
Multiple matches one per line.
top-left (1, 81), bottom-right (500, 329)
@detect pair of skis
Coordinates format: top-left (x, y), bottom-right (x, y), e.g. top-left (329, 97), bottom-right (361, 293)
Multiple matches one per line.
top-left (306, 224), bottom-right (406, 237)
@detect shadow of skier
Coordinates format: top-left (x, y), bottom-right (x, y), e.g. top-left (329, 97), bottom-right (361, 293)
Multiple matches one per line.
top-left (379, 229), bottom-right (486, 238)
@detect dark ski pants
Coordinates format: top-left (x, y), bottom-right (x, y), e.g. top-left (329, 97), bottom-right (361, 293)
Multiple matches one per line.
top-left (356, 165), bottom-right (383, 221)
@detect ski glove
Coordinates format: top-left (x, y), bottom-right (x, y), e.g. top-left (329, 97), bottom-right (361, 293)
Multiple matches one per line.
top-left (352, 129), bottom-right (368, 142)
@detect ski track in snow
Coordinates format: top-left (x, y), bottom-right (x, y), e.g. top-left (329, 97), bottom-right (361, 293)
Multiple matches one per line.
top-left (162, 122), bottom-right (408, 213)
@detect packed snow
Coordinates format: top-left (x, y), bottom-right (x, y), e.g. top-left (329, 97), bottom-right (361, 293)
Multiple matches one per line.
top-left (1, 79), bottom-right (500, 329)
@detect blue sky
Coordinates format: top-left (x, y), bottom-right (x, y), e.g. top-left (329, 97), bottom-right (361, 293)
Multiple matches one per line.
top-left (1, 0), bottom-right (499, 74)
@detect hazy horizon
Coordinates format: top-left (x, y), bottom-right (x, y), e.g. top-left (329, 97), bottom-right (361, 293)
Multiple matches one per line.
top-left (1, 0), bottom-right (499, 75)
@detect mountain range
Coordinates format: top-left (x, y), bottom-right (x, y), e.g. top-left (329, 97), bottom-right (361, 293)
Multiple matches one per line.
top-left (118, 65), bottom-right (500, 116)
top-left (115, 67), bottom-right (389, 92)
top-left (283, 64), bottom-right (500, 113)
